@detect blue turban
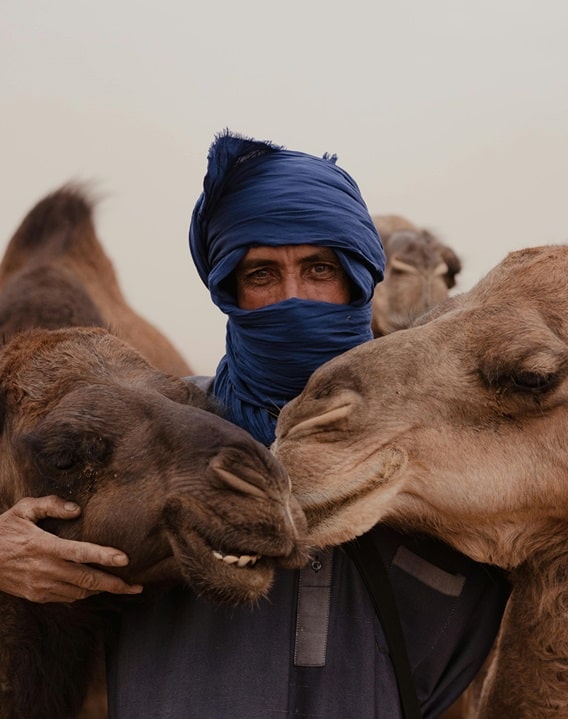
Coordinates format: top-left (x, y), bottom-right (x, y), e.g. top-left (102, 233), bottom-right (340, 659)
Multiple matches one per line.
top-left (189, 130), bottom-right (385, 446)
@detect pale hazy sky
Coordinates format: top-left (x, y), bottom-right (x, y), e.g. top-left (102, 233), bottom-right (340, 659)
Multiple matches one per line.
top-left (1, 1), bottom-right (567, 374)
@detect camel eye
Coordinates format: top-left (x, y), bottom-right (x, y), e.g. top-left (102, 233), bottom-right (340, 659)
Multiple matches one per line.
top-left (53, 447), bottom-right (81, 472)
top-left (312, 383), bottom-right (335, 401)
top-left (509, 371), bottom-right (558, 394)
top-left (22, 428), bottom-right (113, 477)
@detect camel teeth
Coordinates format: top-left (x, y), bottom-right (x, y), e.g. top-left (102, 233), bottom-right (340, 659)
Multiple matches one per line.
top-left (212, 550), bottom-right (261, 567)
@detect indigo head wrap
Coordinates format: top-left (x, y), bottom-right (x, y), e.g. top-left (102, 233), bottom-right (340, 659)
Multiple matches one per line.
top-left (189, 130), bottom-right (385, 445)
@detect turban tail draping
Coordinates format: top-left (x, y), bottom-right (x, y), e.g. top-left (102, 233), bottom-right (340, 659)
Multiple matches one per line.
top-left (189, 130), bottom-right (385, 445)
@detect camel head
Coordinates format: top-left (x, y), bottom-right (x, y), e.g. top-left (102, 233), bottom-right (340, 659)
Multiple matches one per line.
top-left (371, 215), bottom-right (461, 336)
top-left (0, 327), bottom-right (308, 605)
top-left (275, 245), bottom-right (568, 570)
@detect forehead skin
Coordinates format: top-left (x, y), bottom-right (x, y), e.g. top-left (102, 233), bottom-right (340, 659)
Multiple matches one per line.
top-left (234, 245), bottom-right (351, 309)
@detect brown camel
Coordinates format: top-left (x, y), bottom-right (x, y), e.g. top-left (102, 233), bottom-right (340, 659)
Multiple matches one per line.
top-left (0, 183), bottom-right (193, 718)
top-left (0, 184), bottom-right (192, 375)
top-left (0, 326), bottom-right (307, 719)
top-left (275, 244), bottom-right (568, 718)
top-left (0, 186), bottom-right (307, 718)
top-left (371, 214), bottom-right (462, 337)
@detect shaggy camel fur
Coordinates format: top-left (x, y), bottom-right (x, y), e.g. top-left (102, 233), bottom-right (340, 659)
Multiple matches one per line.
top-left (0, 184), bottom-right (194, 718)
top-left (371, 214), bottom-right (461, 337)
top-left (0, 185), bottom-right (192, 375)
top-left (0, 187), bottom-right (307, 718)
top-left (275, 245), bottom-right (568, 719)
top-left (0, 327), bottom-right (307, 719)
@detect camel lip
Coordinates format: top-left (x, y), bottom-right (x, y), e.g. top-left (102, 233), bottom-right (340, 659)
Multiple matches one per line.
top-left (291, 445), bottom-right (408, 541)
top-left (161, 496), bottom-right (308, 601)
top-left (165, 524), bottom-right (280, 604)
top-left (166, 522), bottom-right (275, 578)
top-left (173, 527), bottom-right (269, 568)
top-left (180, 510), bottom-right (306, 565)
top-left (204, 532), bottom-right (308, 571)
top-left (170, 524), bottom-right (308, 582)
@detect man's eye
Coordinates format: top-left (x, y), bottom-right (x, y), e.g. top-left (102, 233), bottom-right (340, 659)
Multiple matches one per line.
top-left (246, 268), bottom-right (272, 284)
top-left (252, 269), bottom-right (269, 279)
top-left (310, 263), bottom-right (338, 278)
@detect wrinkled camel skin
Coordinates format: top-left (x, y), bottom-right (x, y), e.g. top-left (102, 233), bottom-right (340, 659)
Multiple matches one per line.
top-left (275, 245), bottom-right (568, 718)
top-left (0, 327), bottom-right (308, 719)
top-left (371, 214), bottom-right (461, 337)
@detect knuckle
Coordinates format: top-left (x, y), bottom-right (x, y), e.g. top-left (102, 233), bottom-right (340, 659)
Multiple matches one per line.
top-left (30, 589), bottom-right (52, 604)
top-left (13, 496), bottom-right (33, 514)
top-left (77, 569), bottom-right (100, 591)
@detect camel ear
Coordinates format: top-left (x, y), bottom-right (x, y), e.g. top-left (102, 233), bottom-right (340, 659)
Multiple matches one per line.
top-left (379, 233), bottom-right (393, 254)
top-left (438, 244), bottom-right (462, 288)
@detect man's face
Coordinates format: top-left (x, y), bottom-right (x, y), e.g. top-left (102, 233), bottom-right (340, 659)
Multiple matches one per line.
top-left (234, 245), bottom-right (351, 310)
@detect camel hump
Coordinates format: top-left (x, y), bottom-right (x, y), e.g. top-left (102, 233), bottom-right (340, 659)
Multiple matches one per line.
top-left (2, 183), bottom-right (99, 272)
top-left (13, 183), bottom-right (95, 244)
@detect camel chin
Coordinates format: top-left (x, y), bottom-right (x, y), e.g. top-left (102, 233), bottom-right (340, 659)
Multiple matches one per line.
top-left (170, 535), bottom-right (281, 606)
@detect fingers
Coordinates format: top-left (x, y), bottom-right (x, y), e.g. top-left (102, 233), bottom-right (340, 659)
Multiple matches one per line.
top-left (12, 495), bottom-right (83, 521)
top-left (50, 534), bottom-right (132, 569)
top-left (26, 564), bottom-right (143, 604)
top-left (11, 496), bottom-right (131, 567)
top-left (57, 564), bottom-right (143, 599)
top-left (0, 496), bottom-right (143, 603)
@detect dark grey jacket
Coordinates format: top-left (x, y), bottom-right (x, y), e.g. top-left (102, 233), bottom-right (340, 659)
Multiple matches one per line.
top-left (106, 528), bottom-right (507, 719)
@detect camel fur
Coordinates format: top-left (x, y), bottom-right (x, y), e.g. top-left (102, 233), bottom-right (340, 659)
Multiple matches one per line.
top-left (275, 244), bottom-right (568, 718)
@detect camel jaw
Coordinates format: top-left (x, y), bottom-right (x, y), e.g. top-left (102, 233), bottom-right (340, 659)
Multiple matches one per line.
top-left (162, 495), bottom-right (309, 606)
top-left (168, 529), bottom-right (277, 605)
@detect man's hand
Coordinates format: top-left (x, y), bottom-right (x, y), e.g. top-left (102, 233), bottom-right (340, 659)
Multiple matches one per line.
top-left (0, 496), bottom-right (143, 603)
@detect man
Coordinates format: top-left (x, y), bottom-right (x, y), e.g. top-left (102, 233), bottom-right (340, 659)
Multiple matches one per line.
top-left (105, 131), bottom-right (509, 718)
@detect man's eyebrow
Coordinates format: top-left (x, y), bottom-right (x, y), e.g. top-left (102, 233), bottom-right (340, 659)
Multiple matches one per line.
top-left (236, 257), bottom-right (280, 272)
top-left (235, 248), bottom-right (340, 273)
top-left (300, 250), bottom-right (340, 263)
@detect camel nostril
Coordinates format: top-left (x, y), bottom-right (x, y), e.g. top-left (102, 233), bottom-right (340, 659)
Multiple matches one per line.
top-left (208, 459), bottom-right (269, 499)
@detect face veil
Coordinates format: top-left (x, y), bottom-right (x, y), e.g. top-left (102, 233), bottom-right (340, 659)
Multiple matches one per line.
top-left (189, 130), bottom-right (385, 445)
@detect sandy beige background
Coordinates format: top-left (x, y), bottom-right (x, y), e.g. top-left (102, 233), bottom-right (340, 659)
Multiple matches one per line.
top-left (1, 1), bottom-right (567, 374)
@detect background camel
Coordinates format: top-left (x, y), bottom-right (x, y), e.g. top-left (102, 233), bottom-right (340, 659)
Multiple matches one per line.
top-left (0, 184), bottom-right (192, 375)
top-left (275, 244), bottom-right (568, 718)
top-left (0, 326), bottom-right (307, 719)
top-left (371, 214), bottom-right (462, 337)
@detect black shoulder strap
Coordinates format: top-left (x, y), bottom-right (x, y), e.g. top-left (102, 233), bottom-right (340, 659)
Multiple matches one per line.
top-left (345, 533), bottom-right (422, 719)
